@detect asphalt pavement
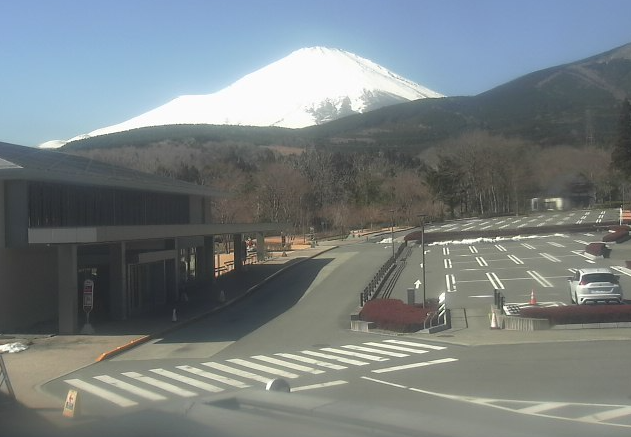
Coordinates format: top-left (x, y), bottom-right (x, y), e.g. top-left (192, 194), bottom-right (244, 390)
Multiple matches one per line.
top-left (2, 214), bottom-right (631, 431)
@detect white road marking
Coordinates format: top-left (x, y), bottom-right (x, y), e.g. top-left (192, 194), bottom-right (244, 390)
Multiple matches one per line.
top-left (93, 375), bottom-right (167, 401)
top-left (301, 350), bottom-right (369, 366)
top-left (547, 242), bottom-right (565, 247)
top-left (486, 272), bottom-right (505, 289)
top-left (275, 353), bottom-right (346, 370)
top-left (527, 270), bottom-right (554, 287)
top-left (179, 365), bottom-right (251, 388)
top-left (341, 344), bottom-right (409, 358)
top-left (292, 380), bottom-right (348, 392)
top-left (521, 243), bottom-right (536, 249)
top-left (226, 358), bottom-right (300, 379)
top-left (251, 355), bottom-right (325, 374)
top-left (540, 252), bottom-right (561, 263)
top-left (518, 402), bottom-right (569, 414)
top-left (507, 254), bottom-right (524, 264)
top-left (363, 342), bottom-right (430, 355)
top-left (444, 259), bottom-right (452, 269)
top-left (574, 239), bottom-right (589, 245)
top-left (201, 362), bottom-right (271, 383)
top-left (149, 368), bottom-right (225, 392)
top-left (360, 376), bottom-right (407, 388)
top-left (446, 274), bottom-right (456, 292)
top-left (611, 266), bottom-right (631, 277)
top-left (443, 247), bottom-right (450, 256)
top-left (495, 245), bottom-right (507, 252)
top-left (319, 347), bottom-right (389, 362)
top-left (383, 340), bottom-right (446, 351)
top-left (122, 372), bottom-right (197, 397)
top-left (579, 406), bottom-right (631, 423)
top-left (469, 246), bottom-right (478, 253)
top-left (64, 378), bottom-right (138, 407)
top-left (476, 256), bottom-right (488, 267)
top-left (372, 358), bottom-right (458, 374)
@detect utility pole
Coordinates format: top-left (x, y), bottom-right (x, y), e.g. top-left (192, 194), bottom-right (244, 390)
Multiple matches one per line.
top-left (390, 209), bottom-right (395, 260)
top-left (418, 214), bottom-right (427, 308)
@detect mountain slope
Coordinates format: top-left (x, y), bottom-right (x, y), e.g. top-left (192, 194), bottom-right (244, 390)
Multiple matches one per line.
top-left (48, 47), bottom-right (442, 147)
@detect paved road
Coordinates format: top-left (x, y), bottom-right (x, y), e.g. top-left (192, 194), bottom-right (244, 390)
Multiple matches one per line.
top-left (39, 211), bottom-right (631, 436)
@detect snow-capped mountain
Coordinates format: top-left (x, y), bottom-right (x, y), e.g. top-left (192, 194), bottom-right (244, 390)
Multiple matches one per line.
top-left (41, 47), bottom-right (443, 148)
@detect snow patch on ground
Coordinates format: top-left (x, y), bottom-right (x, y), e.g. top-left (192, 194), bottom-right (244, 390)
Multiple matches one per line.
top-left (428, 233), bottom-right (567, 246)
top-left (0, 342), bottom-right (28, 353)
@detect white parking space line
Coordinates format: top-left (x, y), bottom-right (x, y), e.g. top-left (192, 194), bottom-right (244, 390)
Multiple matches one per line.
top-left (372, 358), bottom-right (458, 374)
top-left (180, 365), bottom-right (251, 388)
top-left (571, 250), bottom-right (597, 263)
top-left (444, 259), bottom-right (452, 268)
top-left (275, 353), bottom-right (346, 370)
top-left (507, 254), bottom-right (524, 265)
top-left (495, 244), bottom-right (507, 252)
top-left (518, 402), bottom-right (569, 414)
top-left (574, 240), bottom-right (589, 245)
top-left (469, 246), bottom-right (478, 253)
top-left (475, 256), bottom-right (488, 267)
top-left (200, 362), bottom-right (272, 383)
top-left (547, 242), bottom-right (565, 248)
top-left (443, 247), bottom-right (450, 256)
top-left (521, 243), bottom-right (536, 249)
top-left (527, 270), bottom-right (554, 288)
top-left (64, 378), bottom-right (138, 407)
top-left (611, 266), bottom-right (631, 277)
top-left (122, 372), bottom-right (198, 397)
top-left (94, 375), bottom-right (167, 401)
top-left (150, 368), bottom-right (226, 392)
top-left (446, 274), bottom-right (456, 292)
top-left (486, 272), bottom-right (505, 289)
top-left (540, 252), bottom-right (561, 263)
top-left (251, 355), bottom-right (325, 374)
top-left (227, 358), bottom-right (300, 379)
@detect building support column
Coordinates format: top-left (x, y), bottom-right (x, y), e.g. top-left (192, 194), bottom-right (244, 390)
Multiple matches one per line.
top-left (109, 242), bottom-right (127, 321)
top-left (58, 244), bottom-right (78, 334)
top-left (256, 232), bottom-right (266, 262)
top-left (202, 236), bottom-right (215, 284)
top-left (232, 233), bottom-right (243, 272)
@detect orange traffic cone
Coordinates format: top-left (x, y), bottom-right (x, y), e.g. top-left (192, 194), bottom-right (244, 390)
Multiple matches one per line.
top-left (490, 310), bottom-right (500, 330)
top-left (529, 289), bottom-right (537, 305)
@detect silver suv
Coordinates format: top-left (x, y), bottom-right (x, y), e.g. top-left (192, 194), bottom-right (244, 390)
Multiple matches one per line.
top-left (568, 268), bottom-right (623, 304)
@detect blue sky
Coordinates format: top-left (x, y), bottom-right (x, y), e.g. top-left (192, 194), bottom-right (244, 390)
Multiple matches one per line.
top-left (2, 0), bottom-right (631, 146)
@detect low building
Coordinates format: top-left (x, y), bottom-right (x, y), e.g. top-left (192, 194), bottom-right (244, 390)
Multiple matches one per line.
top-left (0, 142), bottom-right (283, 334)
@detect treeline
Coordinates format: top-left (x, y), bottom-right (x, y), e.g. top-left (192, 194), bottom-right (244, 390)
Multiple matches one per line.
top-left (70, 130), bottom-right (618, 234)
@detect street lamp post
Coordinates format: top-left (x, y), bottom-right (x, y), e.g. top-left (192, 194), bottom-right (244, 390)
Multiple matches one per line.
top-left (390, 209), bottom-right (395, 260)
top-left (418, 214), bottom-right (427, 308)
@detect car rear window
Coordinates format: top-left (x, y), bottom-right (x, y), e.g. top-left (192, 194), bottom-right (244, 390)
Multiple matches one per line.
top-left (582, 273), bottom-right (616, 283)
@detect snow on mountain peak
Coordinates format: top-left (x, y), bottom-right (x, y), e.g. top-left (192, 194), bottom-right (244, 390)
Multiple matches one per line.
top-left (47, 47), bottom-right (444, 147)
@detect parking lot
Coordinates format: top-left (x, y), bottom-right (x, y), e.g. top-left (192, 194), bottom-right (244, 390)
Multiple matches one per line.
top-left (397, 209), bottom-right (631, 311)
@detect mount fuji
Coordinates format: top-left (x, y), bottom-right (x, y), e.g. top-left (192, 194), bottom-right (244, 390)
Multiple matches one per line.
top-left (41, 47), bottom-right (443, 148)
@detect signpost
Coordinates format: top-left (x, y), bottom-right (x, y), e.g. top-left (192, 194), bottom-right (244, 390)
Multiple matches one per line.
top-left (80, 279), bottom-right (95, 334)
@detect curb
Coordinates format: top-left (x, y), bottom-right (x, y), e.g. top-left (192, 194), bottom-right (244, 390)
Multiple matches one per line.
top-left (96, 246), bottom-right (338, 362)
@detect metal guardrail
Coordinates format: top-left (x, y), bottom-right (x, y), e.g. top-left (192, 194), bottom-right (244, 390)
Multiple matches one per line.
top-left (423, 292), bottom-right (447, 330)
top-left (359, 242), bottom-right (407, 306)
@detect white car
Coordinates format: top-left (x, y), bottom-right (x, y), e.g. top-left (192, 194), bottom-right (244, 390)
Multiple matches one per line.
top-left (568, 267), bottom-right (623, 304)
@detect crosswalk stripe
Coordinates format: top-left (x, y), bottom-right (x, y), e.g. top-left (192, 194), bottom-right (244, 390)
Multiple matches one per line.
top-left (341, 344), bottom-right (408, 358)
top-left (178, 365), bottom-right (250, 388)
top-left (301, 350), bottom-right (369, 366)
top-left (364, 342), bottom-right (430, 355)
top-left (579, 406), bottom-right (631, 422)
top-left (319, 347), bottom-right (389, 362)
top-left (251, 355), bottom-right (325, 374)
top-left (202, 362), bottom-right (271, 383)
top-left (227, 358), bottom-right (300, 379)
top-left (121, 372), bottom-right (197, 397)
top-left (275, 353), bottom-right (347, 370)
top-left (517, 402), bottom-right (568, 414)
top-left (149, 368), bottom-right (223, 392)
top-left (383, 340), bottom-right (446, 351)
top-left (292, 380), bottom-right (348, 392)
top-left (94, 375), bottom-right (167, 401)
top-left (64, 378), bottom-right (138, 407)
top-left (372, 358), bottom-right (458, 374)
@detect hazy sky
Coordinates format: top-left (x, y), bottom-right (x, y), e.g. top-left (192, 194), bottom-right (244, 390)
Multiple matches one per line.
top-left (2, 0), bottom-right (631, 146)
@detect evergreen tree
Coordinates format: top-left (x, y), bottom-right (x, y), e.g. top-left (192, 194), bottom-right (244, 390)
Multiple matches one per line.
top-left (611, 98), bottom-right (631, 177)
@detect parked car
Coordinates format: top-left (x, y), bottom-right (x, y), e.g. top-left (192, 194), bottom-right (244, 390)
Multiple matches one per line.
top-left (568, 267), bottom-right (623, 304)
